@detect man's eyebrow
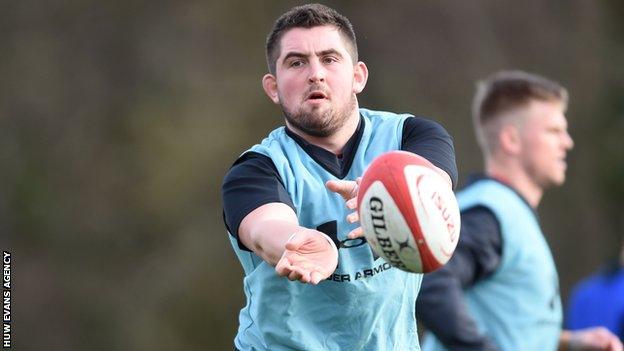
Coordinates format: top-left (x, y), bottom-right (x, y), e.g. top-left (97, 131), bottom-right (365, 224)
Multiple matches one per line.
top-left (282, 49), bottom-right (343, 63)
top-left (317, 49), bottom-right (343, 58)
top-left (282, 51), bottom-right (307, 62)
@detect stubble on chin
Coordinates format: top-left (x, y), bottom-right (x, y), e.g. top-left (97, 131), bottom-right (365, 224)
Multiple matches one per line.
top-left (282, 95), bottom-right (356, 138)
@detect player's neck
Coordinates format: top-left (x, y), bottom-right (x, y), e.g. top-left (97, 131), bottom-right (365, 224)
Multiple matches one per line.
top-left (486, 161), bottom-right (543, 208)
top-left (287, 109), bottom-right (360, 155)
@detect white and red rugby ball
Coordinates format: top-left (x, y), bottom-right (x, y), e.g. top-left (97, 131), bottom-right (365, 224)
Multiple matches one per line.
top-left (357, 151), bottom-right (460, 273)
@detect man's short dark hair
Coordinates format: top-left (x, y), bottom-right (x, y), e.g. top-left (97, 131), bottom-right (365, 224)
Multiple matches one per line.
top-left (265, 3), bottom-right (358, 74)
top-left (473, 70), bottom-right (568, 127)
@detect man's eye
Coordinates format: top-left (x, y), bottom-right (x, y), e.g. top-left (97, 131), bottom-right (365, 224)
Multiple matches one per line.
top-left (548, 127), bottom-right (563, 134)
top-left (290, 60), bottom-right (304, 67)
top-left (323, 57), bottom-right (338, 64)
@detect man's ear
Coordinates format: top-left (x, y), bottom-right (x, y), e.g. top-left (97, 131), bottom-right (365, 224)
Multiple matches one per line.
top-left (262, 74), bottom-right (279, 104)
top-left (499, 124), bottom-right (522, 155)
top-left (353, 62), bottom-right (368, 94)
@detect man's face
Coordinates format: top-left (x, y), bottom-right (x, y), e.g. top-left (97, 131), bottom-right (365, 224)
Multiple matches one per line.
top-left (263, 25), bottom-right (366, 137)
top-left (518, 100), bottom-right (574, 188)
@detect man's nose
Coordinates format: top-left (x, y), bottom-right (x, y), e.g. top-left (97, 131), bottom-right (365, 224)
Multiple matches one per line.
top-left (308, 59), bottom-right (326, 83)
top-left (563, 131), bottom-right (574, 150)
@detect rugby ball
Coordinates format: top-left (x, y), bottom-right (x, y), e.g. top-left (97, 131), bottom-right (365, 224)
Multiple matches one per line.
top-left (357, 151), bottom-right (460, 273)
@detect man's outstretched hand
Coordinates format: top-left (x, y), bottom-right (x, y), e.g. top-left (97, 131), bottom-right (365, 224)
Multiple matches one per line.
top-left (275, 230), bottom-right (338, 284)
top-left (562, 327), bottom-right (623, 351)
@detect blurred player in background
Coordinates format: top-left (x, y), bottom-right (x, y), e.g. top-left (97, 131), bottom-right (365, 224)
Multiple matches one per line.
top-left (417, 70), bottom-right (623, 351)
top-left (222, 3), bottom-right (456, 350)
top-left (567, 240), bottom-right (624, 342)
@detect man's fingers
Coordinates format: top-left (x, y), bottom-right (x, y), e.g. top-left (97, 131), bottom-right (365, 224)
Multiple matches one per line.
top-left (277, 254), bottom-right (320, 284)
top-left (606, 332), bottom-right (623, 351)
top-left (287, 257), bottom-right (316, 271)
top-left (300, 270), bottom-right (313, 284)
top-left (276, 253), bottom-right (299, 276)
top-left (346, 198), bottom-right (357, 210)
top-left (347, 211), bottom-right (359, 223)
top-left (347, 227), bottom-right (364, 239)
top-left (326, 179), bottom-right (358, 200)
top-left (288, 265), bottom-right (316, 283)
top-left (284, 232), bottom-right (306, 251)
top-left (310, 270), bottom-right (324, 284)
top-left (275, 258), bottom-right (291, 276)
top-left (288, 269), bottom-right (303, 281)
top-left (326, 179), bottom-right (350, 193)
top-left (277, 230), bottom-right (338, 284)
top-left (573, 328), bottom-right (624, 351)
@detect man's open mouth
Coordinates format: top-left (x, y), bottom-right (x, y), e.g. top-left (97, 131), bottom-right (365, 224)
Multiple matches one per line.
top-left (308, 92), bottom-right (327, 100)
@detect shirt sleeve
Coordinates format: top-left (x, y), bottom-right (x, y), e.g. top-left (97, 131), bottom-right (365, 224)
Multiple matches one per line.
top-left (221, 151), bottom-right (295, 251)
top-left (416, 206), bottom-right (503, 351)
top-left (401, 117), bottom-right (458, 188)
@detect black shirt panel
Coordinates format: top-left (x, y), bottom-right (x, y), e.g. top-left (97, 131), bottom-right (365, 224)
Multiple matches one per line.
top-left (401, 117), bottom-right (458, 188)
top-left (221, 151), bottom-right (294, 251)
top-left (416, 195), bottom-right (503, 350)
top-left (284, 115), bottom-right (364, 179)
top-left (417, 266), bottom-right (500, 351)
top-left (444, 206), bottom-right (502, 286)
